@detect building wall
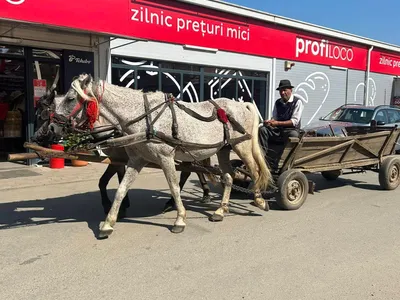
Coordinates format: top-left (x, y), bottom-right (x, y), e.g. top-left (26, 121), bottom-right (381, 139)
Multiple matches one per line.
top-left (274, 60), bottom-right (396, 126)
top-left (0, 21), bottom-right (96, 52)
top-left (368, 72), bottom-right (395, 106)
top-left (94, 36), bottom-right (111, 81)
top-left (110, 39), bottom-right (272, 72)
top-left (274, 60), bottom-right (349, 126)
top-left (347, 69), bottom-right (366, 104)
top-left (110, 39), bottom-right (273, 118)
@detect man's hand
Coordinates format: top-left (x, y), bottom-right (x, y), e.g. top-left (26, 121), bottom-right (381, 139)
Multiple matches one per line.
top-left (264, 119), bottom-right (294, 128)
top-left (264, 119), bottom-right (279, 127)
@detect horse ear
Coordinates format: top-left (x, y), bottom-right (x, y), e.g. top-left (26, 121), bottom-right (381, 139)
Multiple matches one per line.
top-left (79, 73), bottom-right (92, 89)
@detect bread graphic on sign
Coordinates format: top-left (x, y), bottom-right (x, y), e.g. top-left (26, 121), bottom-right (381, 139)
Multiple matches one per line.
top-left (293, 72), bottom-right (330, 125)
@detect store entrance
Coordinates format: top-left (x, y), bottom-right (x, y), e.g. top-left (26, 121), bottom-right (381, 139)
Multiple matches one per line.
top-left (0, 45), bottom-right (27, 162)
top-left (0, 46), bottom-right (63, 163)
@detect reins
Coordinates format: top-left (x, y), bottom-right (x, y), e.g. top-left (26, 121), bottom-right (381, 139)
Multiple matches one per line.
top-left (56, 78), bottom-right (252, 151)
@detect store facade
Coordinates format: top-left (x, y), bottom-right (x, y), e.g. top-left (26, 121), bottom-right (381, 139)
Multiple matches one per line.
top-left (106, 0), bottom-right (400, 127)
top-left (2, 0), bottom-right (400, 163)
top-left (0, 3), bottom-right (110, 163)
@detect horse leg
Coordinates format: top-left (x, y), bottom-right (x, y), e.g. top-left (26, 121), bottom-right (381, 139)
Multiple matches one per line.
top-left (116, 165), bottom-right (130, 219)
top-left (210, 146), bottom-right (233, 222)
top-left (197, 172), bottom-right (211, 203)
top-left (162, 171), bottom-right (191, 213)
top-left (160, 157), bottom-right (187, 233)
top-left (233, 140), bottom-right (269, 211)
top-left (99, 157), bottom-right (146, 239)
top-left (98, 164), bottom-right (118, 215)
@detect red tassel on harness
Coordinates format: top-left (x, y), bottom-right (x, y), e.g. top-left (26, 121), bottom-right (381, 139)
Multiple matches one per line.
top-left (86, 100), bottom-right (98, 130)
top-left (217, 108), bottom-right (229, 124)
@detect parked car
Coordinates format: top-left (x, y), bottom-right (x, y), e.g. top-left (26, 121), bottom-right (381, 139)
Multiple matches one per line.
top-left (303, 104), bottom-right (400, 152)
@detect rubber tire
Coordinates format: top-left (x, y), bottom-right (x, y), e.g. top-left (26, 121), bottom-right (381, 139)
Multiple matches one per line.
top-left (276, 169), bottom-right (309, 210)
top-left (321, 170), bottom-right (341, 181)
top-left (378, 157), bottom-right (400, 190)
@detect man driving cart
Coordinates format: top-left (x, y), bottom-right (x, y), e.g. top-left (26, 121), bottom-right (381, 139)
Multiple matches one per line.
top-left (259, 79), bottom-right (304, 162)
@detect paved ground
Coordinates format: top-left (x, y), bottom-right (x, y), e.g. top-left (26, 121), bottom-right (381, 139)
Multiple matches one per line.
top-left (1, 161), bottom-right (400, 300)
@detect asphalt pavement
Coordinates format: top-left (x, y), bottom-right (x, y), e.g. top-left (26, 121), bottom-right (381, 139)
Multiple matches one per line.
top-left (1, 162), bottom-right (399, 300)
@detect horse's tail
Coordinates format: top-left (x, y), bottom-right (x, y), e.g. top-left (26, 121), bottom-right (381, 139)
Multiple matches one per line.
top-left (247, 103), bottom-right (274, 192)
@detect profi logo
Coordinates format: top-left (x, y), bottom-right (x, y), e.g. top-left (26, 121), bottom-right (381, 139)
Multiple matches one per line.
top-left (68, 55), bottom-right (92, 64)
top-left (6, 0), bottom-right (26, 4)
top-left (296, 37), bottom-right (354, 62)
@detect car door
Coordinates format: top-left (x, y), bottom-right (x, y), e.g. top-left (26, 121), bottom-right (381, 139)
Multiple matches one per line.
top-left (384, 108), bottom-right (400, 152)
top-left (385, 108), bottom-right (400, 126)
top-left (372, 109), bottom-right (388, 126)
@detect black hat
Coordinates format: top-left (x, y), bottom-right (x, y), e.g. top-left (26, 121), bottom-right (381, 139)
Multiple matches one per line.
top-left (276, 79), bottom-right (294, 90)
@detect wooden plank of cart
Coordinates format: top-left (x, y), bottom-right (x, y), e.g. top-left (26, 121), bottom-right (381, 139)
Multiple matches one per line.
top-left (231, 125), bottom-right (400, 210)
top-left (8, 125), bottom-right (400, 212)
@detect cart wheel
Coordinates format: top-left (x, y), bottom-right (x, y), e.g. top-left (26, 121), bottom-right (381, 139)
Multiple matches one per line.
top-left (321, 170), bottom-right (341, 181)
top-left (379, 157), bottom-right (400, 190)
top-left (277, 170), bottom-right (309, 210)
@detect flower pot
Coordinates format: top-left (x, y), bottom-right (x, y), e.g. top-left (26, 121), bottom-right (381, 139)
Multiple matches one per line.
top-left (71, 159), bottom-right (88, 167)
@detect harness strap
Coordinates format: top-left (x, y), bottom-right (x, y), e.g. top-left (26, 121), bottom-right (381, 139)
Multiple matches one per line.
top-left (168, 94), bottom-right (179, 139)
top-left (150, 100), bottom-right (169, 126)
top-left (143, 94), bottom-right (153, 140)
top-left (125, 100), bottom-right (168, 128)
top-left (174, 101), bottom-right (218, 122)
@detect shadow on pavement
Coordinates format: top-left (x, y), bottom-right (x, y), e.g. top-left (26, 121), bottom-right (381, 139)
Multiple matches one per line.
top-left (0, 184), bottom-right (265, 238)
top-left (306, 173), bottom-right (383, 192)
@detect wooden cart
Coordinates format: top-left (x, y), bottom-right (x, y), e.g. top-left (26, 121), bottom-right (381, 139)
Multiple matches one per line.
top-left (231, 125), bottom-right (400, 210)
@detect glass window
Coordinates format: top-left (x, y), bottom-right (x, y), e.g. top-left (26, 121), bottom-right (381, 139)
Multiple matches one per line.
top-left (238, 78), bottom-right (253, 102)
top-left (322, 108), bottom-right (374, 124)
top-left (374, 110), bottom-right (387, 123)
top-left (204, 75), bottom-right (220, 100)
top-left (0, 58), bottom-right (25, 109)
top-left (238, 69), bottom-right (268, 78)
top-left (181, 73), bottom-right (200, 103)
top-left (0, 45), bottom-right (24, 56)
top-left (33, 49), bottom-right (62, 60)
top-left (253, 80), bottom-right (267, 120)
top-left (160, 61), bottom-right (200, 72)
top-left (110, 55), bottom-right (269, 119)
top-left (137, 68), bottom-right (159, 92)
top-left (161, 72), bottom-right (181, 98)
top-left (112, 68), bottom-right (136, 88)
top-left (219, 76), bottom-right (237, 100)
top-left (386, 109), bottom-right (400, 124)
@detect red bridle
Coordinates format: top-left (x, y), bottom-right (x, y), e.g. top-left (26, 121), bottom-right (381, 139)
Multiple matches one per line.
top-left (67, 80), bottom-right (105, 130)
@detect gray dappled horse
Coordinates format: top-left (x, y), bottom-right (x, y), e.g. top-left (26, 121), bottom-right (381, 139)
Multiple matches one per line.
top-left (48, 74), bottom-right (273, 237)
top-left (32, 90), bottom-right (211, 218)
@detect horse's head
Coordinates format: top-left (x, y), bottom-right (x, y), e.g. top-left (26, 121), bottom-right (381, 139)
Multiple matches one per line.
top-left (49, 73), bottom-right (101, 139)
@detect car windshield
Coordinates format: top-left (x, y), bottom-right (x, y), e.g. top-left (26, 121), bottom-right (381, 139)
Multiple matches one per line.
top-left (321, 107), bottom-right (374, 124)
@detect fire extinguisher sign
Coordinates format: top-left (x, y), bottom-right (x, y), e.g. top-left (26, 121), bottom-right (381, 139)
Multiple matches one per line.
top-left (33, 79), bottom-right (47, 108)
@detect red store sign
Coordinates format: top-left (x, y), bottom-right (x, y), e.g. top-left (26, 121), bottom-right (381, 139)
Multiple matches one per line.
top-left (370, 50), bottom-right (400, 76)
top-left (0, 0), bottom-right (385, 72)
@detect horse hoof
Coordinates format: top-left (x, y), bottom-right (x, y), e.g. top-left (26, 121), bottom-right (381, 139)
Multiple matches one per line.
top-left (252, 201), bottom-right (269, 212)
top-left (171, 225), bottom-right (185, 234)
top-left (99, 224), bottom-right (113, 239)
top-left (201, 195), bottom-right (211, 204)
top-left (209, 213), bottom-right (224, 222)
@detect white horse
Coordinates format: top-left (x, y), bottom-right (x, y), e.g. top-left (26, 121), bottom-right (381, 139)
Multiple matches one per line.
top-left (49, 74), bottom-right (273, 238)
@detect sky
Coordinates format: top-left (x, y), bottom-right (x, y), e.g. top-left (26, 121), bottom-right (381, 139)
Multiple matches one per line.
top-left (225, 0), bottom-right (399, 46)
